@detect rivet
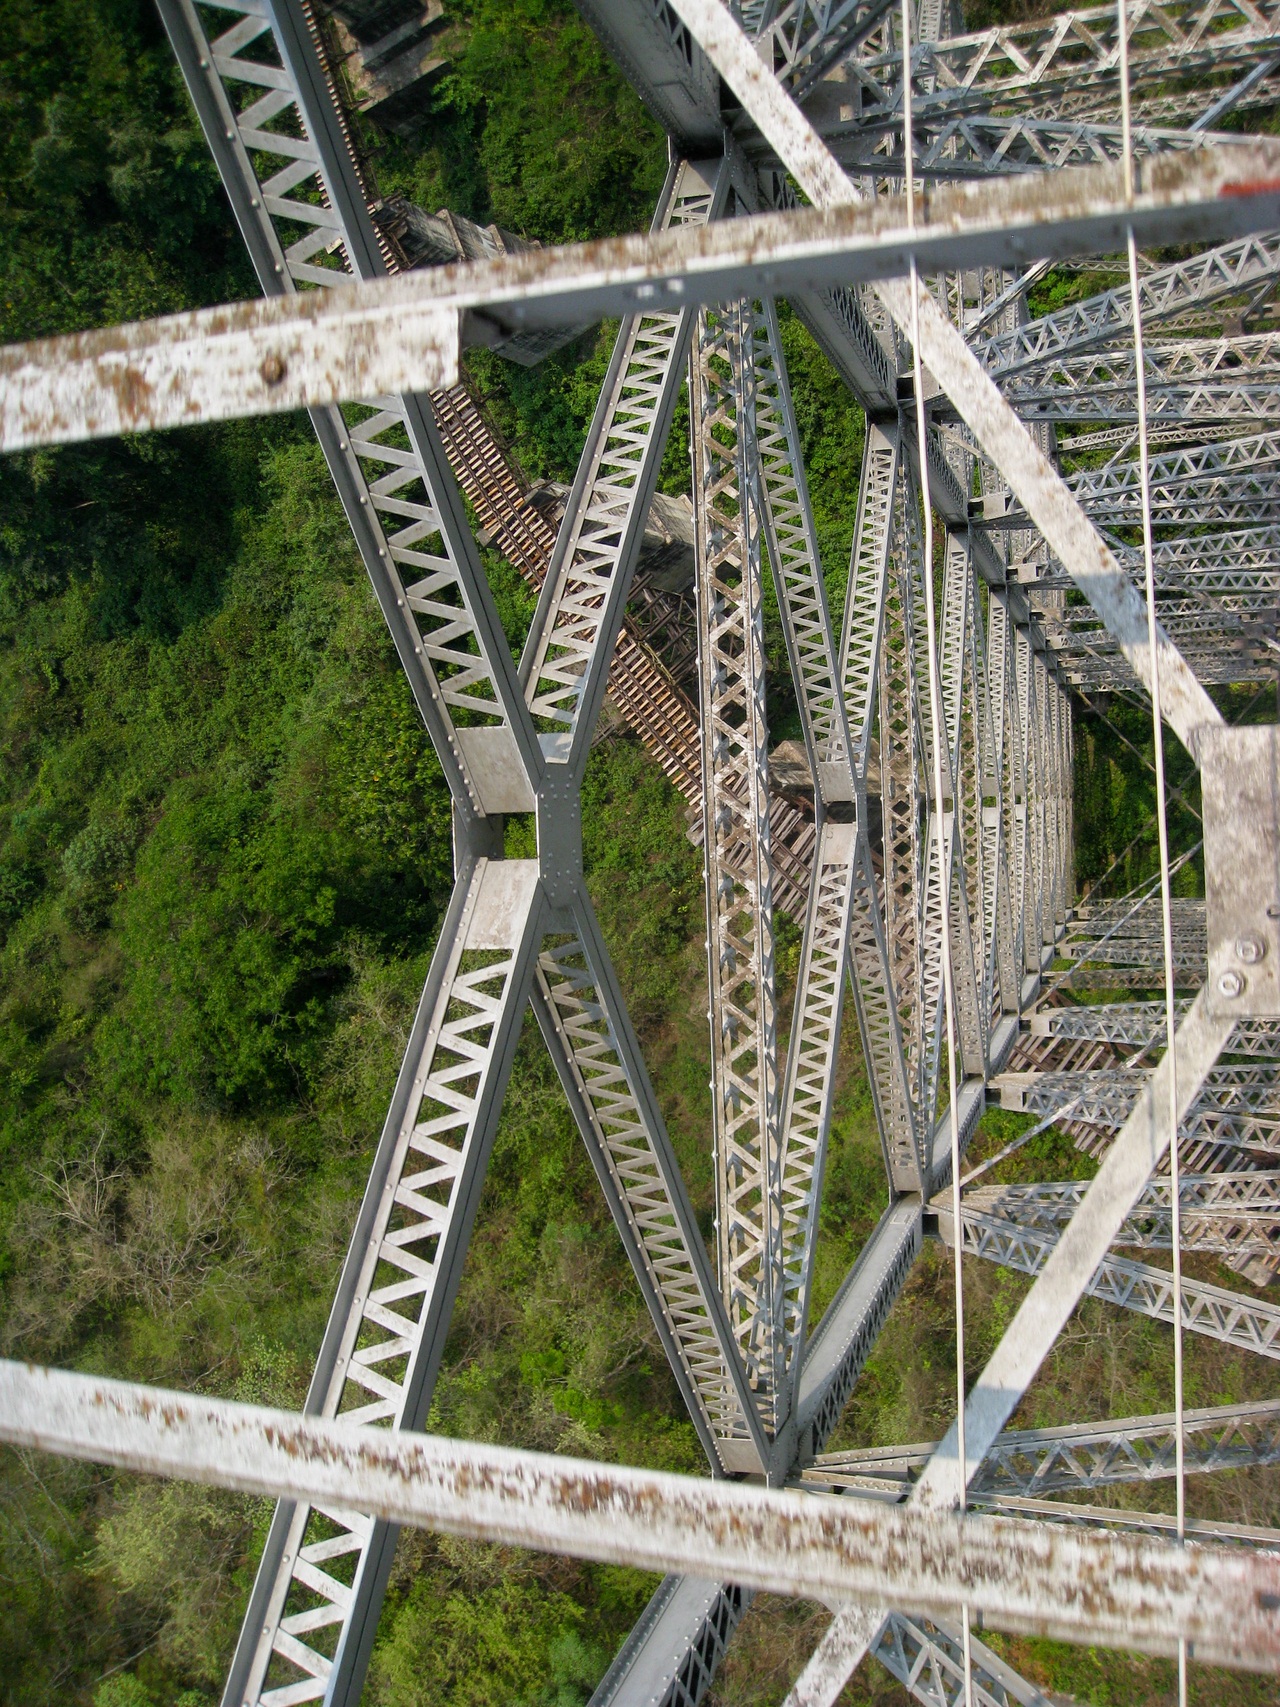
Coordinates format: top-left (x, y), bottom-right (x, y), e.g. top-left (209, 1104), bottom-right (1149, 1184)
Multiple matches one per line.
top-left (260, 351), bottom-right (287, 387)
top-left (1237, 936), bottom-right (1266, 965)
top-left (1217, 969), bottom-right (1246, 1000)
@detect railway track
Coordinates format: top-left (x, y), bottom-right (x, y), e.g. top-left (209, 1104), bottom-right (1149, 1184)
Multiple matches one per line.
top-left (303, 3), bottom-right (818, 920)
top-left (431, 383), bottom-right (817, 918)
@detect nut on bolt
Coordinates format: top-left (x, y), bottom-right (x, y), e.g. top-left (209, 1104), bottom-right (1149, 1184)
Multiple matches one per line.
top-left (1218, 969), bottom-right (1246, 1000)
top-left (1236, 936), bottom-right (1266, 964)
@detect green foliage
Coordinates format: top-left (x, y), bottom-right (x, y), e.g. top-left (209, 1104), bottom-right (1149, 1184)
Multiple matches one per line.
top-left (372, 1571), bottom-right (594, 1707)
top-left (759, 305), bottom-right (867, 738)
top-left (94, 1679), bottom-right (154, 1707)
top-left (371, 0), bottom-right (666, 244)
top-left (775, 303), bottom-right (866, 631)
top-left (2, 4), bottom-right (1277, 1707)
top-left (92, 1478), bottom-right (250, 1686)
top-left (0, 1), bottom-right (251, 345)
top-left (467, 330), bottom-right (617, 487)
top-left (363, 0), bottom-right (671, 493)
top-left (370, 1536), bottom-right (653, 1707)
top-left (1072, 681), bottom-right (1272, 896)
top-left (0, 0), bottom-right (264, 636)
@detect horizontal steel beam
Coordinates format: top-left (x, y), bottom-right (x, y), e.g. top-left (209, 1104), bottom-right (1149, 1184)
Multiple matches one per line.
top-left (944, 1207), bottom-right (1280, 1357)
top-left (7, 141), bottom-right (1280, 450)
top-left (980, 231), bottom-right (1280, 378)
top-left (971, 1493), bottom-right (1280, 1550)
top-left (1029, 1005), bottom-right (1280, 1058)
top-left (810, 0), bottom-right (1280, 131)
top-left (944, 1173), bottom-right (1280, 1258)
top-left (5, 1361), bottom-right (1280, 1668)
top-left (822, 116), bottom-right (1220, 181)
top-left (995, 1068), bottom-right (1280, 1153)
top-left (805, 1398), bottom-right (1280, 1496)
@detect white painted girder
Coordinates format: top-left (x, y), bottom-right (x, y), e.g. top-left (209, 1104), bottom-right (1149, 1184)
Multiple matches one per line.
top-left (12, 5), bottom-right (1278, 1707)
top-left (523, 156), bottom-right (727, 768)
top-left (9, 1360), bottom-right (1279, 1670)
top-left (692, 296), bottom-right (787, 1427)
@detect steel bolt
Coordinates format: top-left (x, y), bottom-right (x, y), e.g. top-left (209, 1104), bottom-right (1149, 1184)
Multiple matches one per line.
top-left (1217, 969), bottom-right (1246, 1000)
top-left (1237, 936), bottom-right (1266, 964)
top-left (260, 352), bottom-right (288, 386)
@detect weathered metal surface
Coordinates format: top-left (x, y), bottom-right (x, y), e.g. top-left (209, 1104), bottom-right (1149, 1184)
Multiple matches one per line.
top-left (782, 1605), bottom-right (885, 1707)
top-left (0, 297), bottom-right (459, 448)
top-left (6, 1360), bottom-right (1280, 1671)
top-left (7, 1), bottom-right (1279, 1702)
top-left (9, 140), bottom-right (1280, 452)
top-left (1203, 725), bottom-right (1280, 1018)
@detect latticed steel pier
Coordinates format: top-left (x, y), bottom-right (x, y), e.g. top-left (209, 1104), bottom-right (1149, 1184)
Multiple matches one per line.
top-left (2, 0), bottom-right (1280, 1702)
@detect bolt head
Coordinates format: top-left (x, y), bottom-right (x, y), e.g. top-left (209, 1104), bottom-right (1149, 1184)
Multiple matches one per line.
top-left (1218, 969), bottom-right (1246, 1000)
top-left (259, 351), bottom-right (287, 387)
top-left (1237, 935), bottom-right (1266, 965)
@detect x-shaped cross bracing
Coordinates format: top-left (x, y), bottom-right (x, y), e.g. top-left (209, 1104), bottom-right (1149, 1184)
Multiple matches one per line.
top-left (1, 1), bottom-right (1279, 1704)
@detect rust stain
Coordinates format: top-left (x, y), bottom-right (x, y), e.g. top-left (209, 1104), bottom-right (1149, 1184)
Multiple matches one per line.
top-left (1220, 179), bottom-right (1280, 198)
top-left (101, 362), bottom-right (156, 427)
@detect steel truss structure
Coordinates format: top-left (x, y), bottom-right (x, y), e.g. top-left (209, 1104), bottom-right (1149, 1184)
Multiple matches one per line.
top-left (2, 0), bottom-right (1280, 1704)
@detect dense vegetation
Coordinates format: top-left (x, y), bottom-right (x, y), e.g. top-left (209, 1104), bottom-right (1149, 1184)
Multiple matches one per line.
top-left (0, 4), bottom-right (1275, 1706)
